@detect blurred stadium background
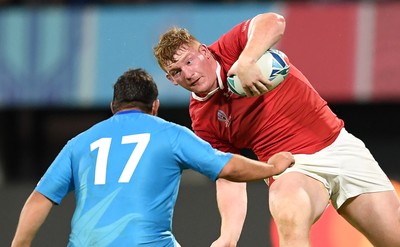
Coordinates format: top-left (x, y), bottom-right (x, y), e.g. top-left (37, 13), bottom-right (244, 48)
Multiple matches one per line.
top-left (1, 0), bottom-right (399, 246)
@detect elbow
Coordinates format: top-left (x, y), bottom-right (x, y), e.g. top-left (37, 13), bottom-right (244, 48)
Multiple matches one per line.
top-left (265, 12), bottom-right (285, 25)
top-left (273, 12), bottom-right (286, 24)
top-left (270, 12), bottom-right (286, 36)
top-left (259, 12), bottom-right (286, 37)
top-left (218, 156), bottom-right (244, 182)
top-left (276, 14), bottom-right (286, 37)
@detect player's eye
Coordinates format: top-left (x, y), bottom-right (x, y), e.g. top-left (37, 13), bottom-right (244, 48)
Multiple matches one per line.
top-left (170, 70), bottom-right (181, 78)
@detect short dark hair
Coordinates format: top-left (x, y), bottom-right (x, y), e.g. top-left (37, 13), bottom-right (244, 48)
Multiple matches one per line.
top-left (112, 68), bottom-right (158, 113)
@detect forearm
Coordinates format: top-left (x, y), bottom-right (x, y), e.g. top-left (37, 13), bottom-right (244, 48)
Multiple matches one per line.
top-left (12, 191), bottom-right (53, 247)
top-left (219, 155), bottom-right (275, 182)
top-left (218, 153), bottom-right (293, 182)
top-left (216, 179), bottom-right (247, 243)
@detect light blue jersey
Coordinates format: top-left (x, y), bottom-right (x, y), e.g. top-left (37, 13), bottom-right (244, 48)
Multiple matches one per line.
top-left (36, 110), bottom-right (232, 246)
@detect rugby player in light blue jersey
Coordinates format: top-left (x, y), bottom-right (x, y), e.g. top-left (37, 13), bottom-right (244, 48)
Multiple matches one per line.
top-left (11, 68), bottom-right (294, 247)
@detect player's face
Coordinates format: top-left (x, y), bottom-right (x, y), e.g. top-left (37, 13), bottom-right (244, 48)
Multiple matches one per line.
top-left (165, 44), bottom-right (217, 95)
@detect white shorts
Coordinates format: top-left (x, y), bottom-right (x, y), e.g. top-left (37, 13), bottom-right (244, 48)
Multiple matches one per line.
top-left (271, 128), bottom-right (394, 209)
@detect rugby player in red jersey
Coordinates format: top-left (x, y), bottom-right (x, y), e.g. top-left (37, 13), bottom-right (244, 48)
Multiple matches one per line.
top-left (154, 12), bottom-right (400, 247)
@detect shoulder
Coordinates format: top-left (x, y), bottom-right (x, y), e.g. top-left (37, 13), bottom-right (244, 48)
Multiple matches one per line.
top-left (189, 97), bottom-right (219, 122)
top-left (210, 18), bottom-right (250, 50)
top-left (148, 115), bottom-right (190, 137)
top-left (208, 19), bottom-right (251, 72)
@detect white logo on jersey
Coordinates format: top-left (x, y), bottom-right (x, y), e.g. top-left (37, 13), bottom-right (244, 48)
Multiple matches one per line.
top-left (217, 110), bottom-right (231, 128)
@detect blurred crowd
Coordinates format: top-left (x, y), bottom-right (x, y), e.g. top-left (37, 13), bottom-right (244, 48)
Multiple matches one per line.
top-left (0, 0), bottom-right (387, 7)
top-left (0, 0), bottom-right (163, 5)
top-left (0, 0), bottom-right (249, 6)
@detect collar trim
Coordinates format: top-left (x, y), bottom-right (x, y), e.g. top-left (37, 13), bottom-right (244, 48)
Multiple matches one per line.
top-left (192, 62), bottom-right (224, 102)
top-left (115, 109), bottom-right (143, 115)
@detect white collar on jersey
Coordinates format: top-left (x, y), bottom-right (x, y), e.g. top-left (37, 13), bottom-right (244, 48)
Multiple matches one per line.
top-left (192, 62), bottom-right (225, 102)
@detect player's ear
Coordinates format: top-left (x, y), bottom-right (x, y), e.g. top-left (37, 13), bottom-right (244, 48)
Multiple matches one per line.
top-left (199, 44), bottom-right (211, 59)
top-left (166, 73), bottom-right (178, 86)
top-left (151, 99), bottom-right (160, 116)
top-left (110, 101), bottom-right (115, 114)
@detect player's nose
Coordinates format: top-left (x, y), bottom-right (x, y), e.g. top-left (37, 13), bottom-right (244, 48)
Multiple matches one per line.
top-left (183, 67), bottom-right (195, 81)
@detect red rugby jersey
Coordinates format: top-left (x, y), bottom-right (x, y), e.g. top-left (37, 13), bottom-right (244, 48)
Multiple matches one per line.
top-left (189, 19), bottom-right (344, 162)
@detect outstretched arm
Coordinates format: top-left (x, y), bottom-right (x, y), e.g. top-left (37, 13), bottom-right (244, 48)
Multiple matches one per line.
top-left (218, 152), bottom-right (294, 182)
top-left (12, 190), bottom-right (54, 247)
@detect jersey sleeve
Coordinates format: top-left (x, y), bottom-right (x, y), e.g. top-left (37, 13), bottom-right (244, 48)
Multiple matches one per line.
top-left (168, 125), bottom-right (233, 181)
top-left (194, 128), bottom-right (240, 154)
top-left (209, 18), bottom-right (251, 67)
top-left (35, 139), bottom-right (75, 205)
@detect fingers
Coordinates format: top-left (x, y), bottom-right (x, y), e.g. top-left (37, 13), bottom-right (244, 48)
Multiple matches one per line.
top-left (271, 152), bottom-right (295, 166)
top-left (281, 152), bottom-right (295, 166)
top-left (243, 81), bottom-right (270, 96)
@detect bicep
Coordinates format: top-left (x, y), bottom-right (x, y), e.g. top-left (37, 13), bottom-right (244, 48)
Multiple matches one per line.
top-left (23, 191), bottom-right (54, 216)
top-left (14, 191), bottom-right (54, 238)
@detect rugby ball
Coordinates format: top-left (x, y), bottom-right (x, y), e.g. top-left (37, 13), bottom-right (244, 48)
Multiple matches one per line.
top-left (227, 49), bottom-right (290, 96)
